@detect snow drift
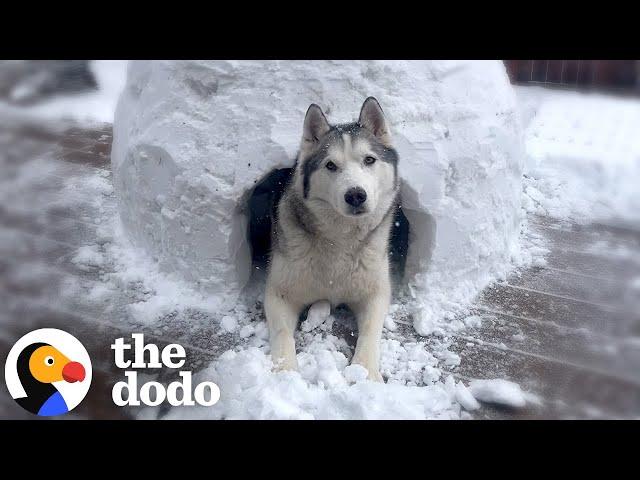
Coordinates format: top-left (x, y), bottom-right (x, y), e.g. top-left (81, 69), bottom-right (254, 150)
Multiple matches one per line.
top-left (518, 86), bottom-right (640, 225)
top-left (112, 61), bottom-right (525, 332)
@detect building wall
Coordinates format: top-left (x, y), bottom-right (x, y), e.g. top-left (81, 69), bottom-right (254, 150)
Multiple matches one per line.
top-left (504, 60), bottom-right (639, 92)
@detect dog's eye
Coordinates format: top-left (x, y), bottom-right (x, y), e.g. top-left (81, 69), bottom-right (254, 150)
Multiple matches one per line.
top-left (326, 161), bottom-right (337, 171)
top-left (364, 156), bottom-right (376, 165)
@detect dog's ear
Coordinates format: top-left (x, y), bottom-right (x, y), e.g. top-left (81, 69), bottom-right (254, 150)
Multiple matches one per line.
top-left (300, 104), bottom-right (330, 156)
top-left (359, 97), bottom-right (392, 146)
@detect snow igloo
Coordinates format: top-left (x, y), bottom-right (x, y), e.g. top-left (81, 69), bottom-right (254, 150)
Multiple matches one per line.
top-left (112, 61), bottom-right (525, 333)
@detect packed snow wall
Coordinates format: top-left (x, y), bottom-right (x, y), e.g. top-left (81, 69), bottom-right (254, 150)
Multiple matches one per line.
top-left (112, 61), bottom-right (525, 324)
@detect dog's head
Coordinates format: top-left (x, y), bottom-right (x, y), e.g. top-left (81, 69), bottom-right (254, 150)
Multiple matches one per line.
top-left (296, 97), bottom-right (399, 219)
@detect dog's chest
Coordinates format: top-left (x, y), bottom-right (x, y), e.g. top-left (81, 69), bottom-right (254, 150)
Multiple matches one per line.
top-left (283, 235), bottom-right (387, 303)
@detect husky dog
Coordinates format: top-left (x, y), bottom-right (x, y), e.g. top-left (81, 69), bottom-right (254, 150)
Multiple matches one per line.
top-left (265, 97), bottom-right (400, 382)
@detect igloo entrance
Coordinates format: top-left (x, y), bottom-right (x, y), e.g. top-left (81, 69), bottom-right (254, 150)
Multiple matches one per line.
top-left (246, 168), bottom-right (411, 285)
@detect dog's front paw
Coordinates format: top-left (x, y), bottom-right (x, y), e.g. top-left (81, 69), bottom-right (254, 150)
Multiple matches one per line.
top-left (272, 354), bottom-right (299, 373)
top-left (368, 369), bottom-right (384, 382)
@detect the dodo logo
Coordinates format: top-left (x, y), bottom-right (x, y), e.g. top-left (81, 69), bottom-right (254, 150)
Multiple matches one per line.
top-left (4, 329), bottom-right (92, 416)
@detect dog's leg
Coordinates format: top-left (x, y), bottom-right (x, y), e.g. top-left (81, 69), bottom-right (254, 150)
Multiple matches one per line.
top-left (351, 288), bottom-right (390, 382)
top-left (265, 288), bottom-right (300, 372)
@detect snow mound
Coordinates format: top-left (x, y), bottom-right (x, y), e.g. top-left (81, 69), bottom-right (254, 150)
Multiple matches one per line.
top-left (469, 378), bottom-right (528, 408)
top-left (159, 347), bottom-right (462, 420)
top-left (112, 60), bottom-right (525, 327)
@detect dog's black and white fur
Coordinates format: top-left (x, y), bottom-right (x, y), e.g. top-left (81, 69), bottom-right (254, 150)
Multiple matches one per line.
top-left (265, 97), bottom-right (400, 381)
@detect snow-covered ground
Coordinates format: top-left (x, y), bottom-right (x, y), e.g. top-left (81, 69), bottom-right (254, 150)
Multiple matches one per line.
top-left (0, 61), bottom-right (128, 124)
top-left (3, 61), bottom-right (639, 419)
top-left (518, 86), bottom-right (640, 226)
top-left (84, 214), bottom-right (500, 419)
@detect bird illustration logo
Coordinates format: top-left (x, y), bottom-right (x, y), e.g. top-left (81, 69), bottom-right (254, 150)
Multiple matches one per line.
top-left (4, 329), bottom-right (92, 417)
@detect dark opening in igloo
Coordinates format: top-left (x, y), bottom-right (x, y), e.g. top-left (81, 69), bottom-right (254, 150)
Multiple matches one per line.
top-left (247, 168), bottom-right (410, 283)
top-left (247, 167), bottom-right (294, 266)
top-left (389, 204), bottom-right (410, 282)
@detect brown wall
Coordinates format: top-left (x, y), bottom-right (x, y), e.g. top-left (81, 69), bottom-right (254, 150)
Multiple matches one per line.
top-left (504, 60), bottom-right (639, 91)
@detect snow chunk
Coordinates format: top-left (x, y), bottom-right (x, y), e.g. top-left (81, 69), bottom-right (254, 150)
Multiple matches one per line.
top-left (464, 315), bottom-right (483, 329)
top-left (220, 315), bottom-right (237, 333)
top-left (239, 324), bottom-right (255, 339)
top-left (383, 314), bottom-right (397, 331)
top-left (301, 300), bottom-right (331, 333)
top-left (469, 378), bottom-right (528, 408)
top-left (344, 364), bottom-right (369, 384)
top-left (455, 382), bottom-right (481, 411)
top-left (445, 375), bottom-right (480, 411)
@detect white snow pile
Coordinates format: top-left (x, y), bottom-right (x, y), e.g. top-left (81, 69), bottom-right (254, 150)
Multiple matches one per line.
top-left (0, 60), bottom-right (128, 124)
top-left (72, 186), bottom-right (542, 419)
top-left (517, 86), bottom-right (640, 225)
top-left (112, 60), bottom-right (530, 335)
top-left (469, 378), bottom-right (539, 409)
top-left (82, 213), bottom-right (477, 420)
top-left (55, 177), bottom-right (494, 421)
top-left (156, 348), bottom-right (471, 420)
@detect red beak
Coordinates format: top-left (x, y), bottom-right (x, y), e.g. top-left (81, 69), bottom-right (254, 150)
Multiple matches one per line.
top-left (62, 361), bottom-right (86, 383)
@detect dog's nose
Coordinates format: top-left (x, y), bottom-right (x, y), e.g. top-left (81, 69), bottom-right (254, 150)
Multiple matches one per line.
top-left (344, 187), bottom-right (367, 208)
